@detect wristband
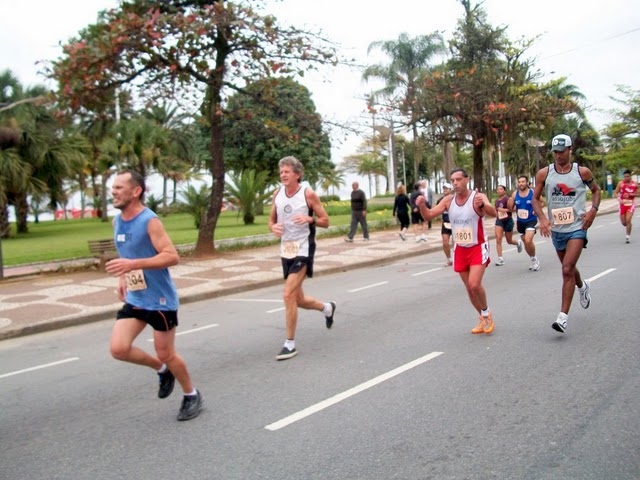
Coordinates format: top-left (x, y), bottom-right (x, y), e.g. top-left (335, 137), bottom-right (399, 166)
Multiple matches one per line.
top-left (592, 205), bottom-right (599, 212)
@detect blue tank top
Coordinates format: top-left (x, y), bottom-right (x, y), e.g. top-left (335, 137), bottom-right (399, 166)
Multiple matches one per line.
top-left (514, 189), bottom-right (537, 222)
top-left (114, 207), bottom-right (178, 310)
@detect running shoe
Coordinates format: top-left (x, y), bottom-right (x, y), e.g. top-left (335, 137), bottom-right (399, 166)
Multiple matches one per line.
top-left (482, 313), bottom-right (495, 334)
top-left (626, 236), bottom-right (630, 244)
top-left (579, 280), bottom-right (591, 309)
top-left (517, 240), bottom-right (523, 253)
top-left (158, 369), bottom-right (175, 399)
top-left (325, 301), bottom-right (336, 329)
top-left (399, 232), bottom-right (406, 241)
top-left (531, 258), bottom-right (540, 271)
top-left (552, 313), bottom-right (568, 333)
top-left (177, 390), bottom-right (203, 421)
top-left (276, 346), bottom-right (298, 360)
top-left (471, 316), bottom-right (485, 334)
top-left (344, 237), bottom-right (353, 242)
top-left (495, 257), bottom-right (505, 266)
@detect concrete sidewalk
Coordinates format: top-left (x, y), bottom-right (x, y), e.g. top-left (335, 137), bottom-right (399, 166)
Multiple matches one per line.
top-left (0, 198), bottom-right (618, 341)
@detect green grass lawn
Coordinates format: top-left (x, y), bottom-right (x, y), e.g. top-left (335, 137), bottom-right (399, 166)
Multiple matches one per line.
top-left (2, 207), bottom-right (395, 266)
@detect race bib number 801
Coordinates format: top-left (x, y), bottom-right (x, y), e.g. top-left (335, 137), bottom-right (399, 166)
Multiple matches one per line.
top-left (454, 227), bottom-right (473, 244)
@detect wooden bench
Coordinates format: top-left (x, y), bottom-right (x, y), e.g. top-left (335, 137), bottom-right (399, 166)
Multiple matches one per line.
top-left (88, 239), bottom-right (118, 270)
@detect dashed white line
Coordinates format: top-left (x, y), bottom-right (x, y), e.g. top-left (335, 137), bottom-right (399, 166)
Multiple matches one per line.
top-left (148, 323), bottom-right (219, 341)
top-left (411, 268), bottom-right (442, 277)
top-left (265, 351), bottom-right (444, 431)
top-left (347, 281), bottom-right (388, 293)
top-left (587, 268), bottom-right (616, 282)
top-left (224, 299), bottom-right (282, 303)
top-left (0, 357), bottom-right (80, 379)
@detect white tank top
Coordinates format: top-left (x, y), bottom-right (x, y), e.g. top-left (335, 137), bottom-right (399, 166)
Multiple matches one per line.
top-left (448, 190), bottom-right (486, 247)
top-left (275, 185), bottom-right (313, 258)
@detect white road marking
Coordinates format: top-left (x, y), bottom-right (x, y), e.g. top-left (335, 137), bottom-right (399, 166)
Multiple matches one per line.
top-left (411, 268), bottom-right (442, 277)
top-left (0, 357), bottom-right (80, 380)
top-left (587, 268), bottom-right (616, 282)
top-left (347, 281), bottom-right (388, 293)
top-left (267, 307), bottom-right (286, 314)
top-left (147, 324), bottom-right (219, 341)
top-left (224, 299), bottom-right (282, 303)
top-left (265, 351), bottom-right (444, 431)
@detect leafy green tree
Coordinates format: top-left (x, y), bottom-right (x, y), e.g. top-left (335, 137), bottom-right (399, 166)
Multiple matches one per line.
top-left (225, 169), bottom-right (273, 225)
top-left (223, 77), bottom-right (332, 187)
top-left (417, 0), bottom-right (576, 190)
top-left (51, 0), bottom-right (339, 256)
top-left (601, 86), bottom-right (640, 173)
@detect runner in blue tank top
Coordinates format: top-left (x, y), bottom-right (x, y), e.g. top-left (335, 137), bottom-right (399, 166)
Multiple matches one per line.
top-left (508, 175), bottom-right (540, 271)
top-left (106, 170), bottom-right (202, 421)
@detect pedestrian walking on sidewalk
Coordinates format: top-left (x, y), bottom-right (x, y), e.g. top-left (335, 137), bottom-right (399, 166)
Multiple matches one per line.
top-left (269, 156), bottom-right (337, 360)
top-left (393, 184), bottom-right (411, 240)
top-left (494, 185), bottom-right (522, 266)
top-left (345, 181), bottom-right (369, 241)
top-left (420, 179), bottom-right (434, 230)
top-left (508, 176), bottom-right (540, 271)
top-left (532, 134), bottom-right (600, 333)
top-left (106, 170), bottom-right (202, 421)
top-left (417, 168), bottom-right (498, 334)
top-left (410, 183), bottom-right (426, 242)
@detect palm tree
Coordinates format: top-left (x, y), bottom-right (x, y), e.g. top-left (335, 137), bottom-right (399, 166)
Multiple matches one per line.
top-left (320, 168), bottom-right (345, 197)
top-left (225, 169), bottom-right (273, 225)
top-left (363, 32), bottom-right (446, 181)
top-left (179, 183), bottom-right (211, 229)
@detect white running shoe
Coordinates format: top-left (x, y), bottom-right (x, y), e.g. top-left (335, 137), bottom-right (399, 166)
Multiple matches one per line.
top-left (517, 240), bottom-right (523, 253)
top-left (552, 313), bottom-right (568, 333)
top-left (625, 236), bottom-right (630, 244)
top-left (579, 280), bottom-right (591, 309)
top-left (495, 257), bottom-right (505, 266)
top-left (530, 257), bottom-right (540, 271)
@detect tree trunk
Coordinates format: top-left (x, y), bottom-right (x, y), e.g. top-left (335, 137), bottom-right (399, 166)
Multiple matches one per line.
top-left (194, 81), bottom-right (225, 256)
top-left (101, 173), bottom-right (110, 222)
top-left (472, 141), bottom-right (485, 192)
top-left (162, 176), bottom-right (168, 216)
top-left (412, 123), bottom-right (420, 181)
top-left (0, 202), bottom-right (10, 238)
top-left (15, 194), bottom-right (29, 233)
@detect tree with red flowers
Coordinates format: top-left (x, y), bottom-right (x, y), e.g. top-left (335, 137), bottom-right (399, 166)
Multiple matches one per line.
top-left (50, 0), bottom-right (339, 255)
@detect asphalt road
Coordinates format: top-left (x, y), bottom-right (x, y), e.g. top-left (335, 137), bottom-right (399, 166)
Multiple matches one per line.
top-left (1, 216), bottom-right (639, 480)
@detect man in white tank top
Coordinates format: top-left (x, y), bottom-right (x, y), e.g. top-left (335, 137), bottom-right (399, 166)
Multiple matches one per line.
top-left (532, 134), bottom-right (600, 334)
top-left (268, 156), bottom-right (337, 360)
top-left (417, 168), bottom-right (498, 335)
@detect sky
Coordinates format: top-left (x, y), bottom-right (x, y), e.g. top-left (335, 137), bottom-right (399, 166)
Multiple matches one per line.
top-left (1, 0), bottom-right (639, 198)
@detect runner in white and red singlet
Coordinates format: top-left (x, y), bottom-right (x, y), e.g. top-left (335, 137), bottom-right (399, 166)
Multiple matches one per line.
top-left (416, 168), bottom-right (498, 335)
top-left (613, 169), bottom-right (638, 244)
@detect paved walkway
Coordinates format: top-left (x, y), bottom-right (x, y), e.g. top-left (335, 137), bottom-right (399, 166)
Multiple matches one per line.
top-left (0, 198), bottom-right (618, 340)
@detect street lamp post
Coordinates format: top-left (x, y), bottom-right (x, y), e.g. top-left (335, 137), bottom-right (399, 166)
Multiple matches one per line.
top-left (596, 146), bottom-right (608, 197)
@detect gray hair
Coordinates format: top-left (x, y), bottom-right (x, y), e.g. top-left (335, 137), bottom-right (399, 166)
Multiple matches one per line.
top-left (278, 156), bottom-right (304, 182)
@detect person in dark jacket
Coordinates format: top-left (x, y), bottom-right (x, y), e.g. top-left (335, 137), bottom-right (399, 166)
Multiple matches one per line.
top-left (393, 184), bottom-right (411, 240)
top-left (345, 182), bottom-right (369, 241)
